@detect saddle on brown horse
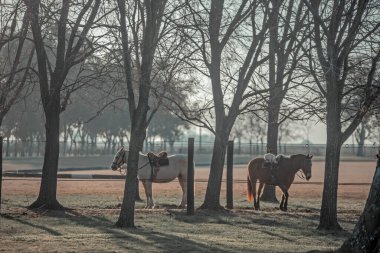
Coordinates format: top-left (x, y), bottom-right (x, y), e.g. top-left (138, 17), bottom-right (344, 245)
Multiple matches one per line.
top-left (263, 153), bottom-right (281, 183)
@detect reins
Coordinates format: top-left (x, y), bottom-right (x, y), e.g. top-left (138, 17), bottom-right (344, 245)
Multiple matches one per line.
top-left (296, 170), bottom-right (306, 180)
top-left (117, 161), bottom-right (151, 176)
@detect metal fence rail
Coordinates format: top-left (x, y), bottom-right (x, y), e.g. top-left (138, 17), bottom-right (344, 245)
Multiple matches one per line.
top-left (1, 139), bottom-right (379, 158)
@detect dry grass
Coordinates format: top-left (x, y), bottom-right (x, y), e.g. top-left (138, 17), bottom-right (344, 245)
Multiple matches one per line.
top-left (0, 193), bottom-right (365, 253)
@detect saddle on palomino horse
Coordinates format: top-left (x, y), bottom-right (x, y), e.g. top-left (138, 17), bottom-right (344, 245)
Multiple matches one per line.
top-left (263, 153), bottom-right (281, 183)
top-left (147, 151), bottom-right (169, 180)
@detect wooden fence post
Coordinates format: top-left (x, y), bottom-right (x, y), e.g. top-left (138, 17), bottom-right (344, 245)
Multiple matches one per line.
top-left (187, 138), bottom-right (194, 215)
top-left (0, 136), bottom-right (3, 213)
top-left (226, 140), bottom-right (234, 209)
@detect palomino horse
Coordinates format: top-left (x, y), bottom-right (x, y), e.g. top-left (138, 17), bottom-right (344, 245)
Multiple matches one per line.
top-left (247, 154), bottom-right (313, 211)
top-left (110, 148), bottom-right (188, 209)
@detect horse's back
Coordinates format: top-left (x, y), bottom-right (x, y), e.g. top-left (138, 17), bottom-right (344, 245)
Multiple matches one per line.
top-left (152, 154), bottom-right (188, 181)
top-left (173, 154), bottom-right (189, 177)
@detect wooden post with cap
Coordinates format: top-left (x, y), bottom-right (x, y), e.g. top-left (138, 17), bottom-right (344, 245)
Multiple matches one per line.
top-left (226, 140), bottom-right (234, 209)
top-left (187, 138), bottom-right (194, 215)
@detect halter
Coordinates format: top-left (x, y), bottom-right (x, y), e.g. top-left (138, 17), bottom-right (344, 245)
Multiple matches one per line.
top-left (112, 149), bottom-right (126, 170)
top-left (115, 155), bottom-right (152, 176)
top-left (296, 170), bottom-right (306, 180)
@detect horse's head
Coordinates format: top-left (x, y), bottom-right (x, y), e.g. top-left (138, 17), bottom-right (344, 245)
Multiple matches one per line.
top-left (111, 147), bottom-right (127, 171)
top-left (301, 154), bottom-right (313, 181)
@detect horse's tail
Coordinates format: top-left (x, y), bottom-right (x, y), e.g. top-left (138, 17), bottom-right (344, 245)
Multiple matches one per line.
top-left (247, 174), bottom-right (256, 202)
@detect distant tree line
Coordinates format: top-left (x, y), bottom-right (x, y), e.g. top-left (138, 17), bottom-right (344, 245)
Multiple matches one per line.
top-left (1, 88), bottom-right (189, 156)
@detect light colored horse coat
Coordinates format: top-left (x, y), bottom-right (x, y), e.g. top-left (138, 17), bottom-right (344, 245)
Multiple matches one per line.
top-left (111, 148), bottom-right (188, 209)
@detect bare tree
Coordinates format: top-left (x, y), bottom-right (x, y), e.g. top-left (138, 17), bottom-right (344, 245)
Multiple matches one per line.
top-left (115, 0), bottom-right (170, 228)
top-left (25, 0), bottom-right (105, 209)
top-left (0, 1), bottom-right (34, 129)
top-left (260, 0), bottom-right (313, 202)
top-left (304, 0), bottom-right (380, 230)
top-left (170, 0), bottom-right (270, 209)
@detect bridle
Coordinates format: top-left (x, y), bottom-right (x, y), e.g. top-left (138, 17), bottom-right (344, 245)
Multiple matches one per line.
top-left (296, 158), bottom-right (312, 180)
top-left (296, 170), bottom-right (306, 180)
top-left (112, 149), bottom-right (126, 170)
top-left (112, 150), bottom-right (152, 175)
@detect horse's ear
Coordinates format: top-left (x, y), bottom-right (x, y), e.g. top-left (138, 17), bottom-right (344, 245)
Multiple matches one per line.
top-left (307, 154), bottom-right (313, 159)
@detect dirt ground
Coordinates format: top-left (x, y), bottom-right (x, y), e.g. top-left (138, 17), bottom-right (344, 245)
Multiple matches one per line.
top-left (0, 160), bottom-right (376, 252)
top-left (2, 161), bottom-right (375, 201)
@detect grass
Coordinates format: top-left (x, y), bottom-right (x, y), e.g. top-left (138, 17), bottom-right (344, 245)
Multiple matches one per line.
top-left (0, 194), bottom-right (363, 253)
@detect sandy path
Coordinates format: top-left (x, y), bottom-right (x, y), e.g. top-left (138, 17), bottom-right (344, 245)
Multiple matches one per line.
top-left (2, 161), bottom-right (375, 201)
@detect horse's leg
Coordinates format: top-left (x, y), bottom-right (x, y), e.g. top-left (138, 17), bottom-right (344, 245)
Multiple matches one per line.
top-left (142, 180), bottom-right (153, 209)
top-left (280, 194), bottom-right (285, 210)
top-left (141, 180), bottom-right (149, 208)
top-left (178, 174), bottom-right (187, 208)
top-left (256, 182), bottom-right (264, 210)
top-left (148, 181), bottom-right (155, 208)
top-left (248, 175), bottom-right (258, 210)
top-left (277, 184), bottom-right (289, 211)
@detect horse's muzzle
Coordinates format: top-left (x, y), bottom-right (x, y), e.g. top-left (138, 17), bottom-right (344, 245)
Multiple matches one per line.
top-left (111, 164), bottom-right (118, 171)
top-left (306, 175), bottom-right (311, 181)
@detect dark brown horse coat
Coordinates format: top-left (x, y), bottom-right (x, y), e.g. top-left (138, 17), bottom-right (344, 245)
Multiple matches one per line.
top-left (247, 154), bottom-right (312, 211)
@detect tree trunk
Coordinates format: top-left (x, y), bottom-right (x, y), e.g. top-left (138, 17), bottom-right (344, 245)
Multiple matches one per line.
top-left (356, 123), bottom-right (366, 157)
top-left (29, 104), bottom-right (64, 210)
top-left (261, 100), bottom-right (280, 202)
top-left (339, 159), bottom-right (380, 252)
top-left (116, 146), bottom-right (139, 228)
top-left (318, 96), bottom-right (342, 230)
top-left (199, 134), bottom-right (228, 210)
top-left (116, 120), bottom-right (146, 228)
top-left (6, 137), bottom-right (10, 157)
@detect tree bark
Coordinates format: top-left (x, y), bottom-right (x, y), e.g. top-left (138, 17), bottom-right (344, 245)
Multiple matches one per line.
top-left (199, 134), bottom-right (228, 209)
top-left (339, 158), bottom-right (380, 252)
top-left (116, 129), bottom-right (145, 228)
top-left (29, 100), bottom-right (63, 209)
top-left (318, 91), bottom-right (343, 230)
top-left (261, 105), bottom-right (280, 202)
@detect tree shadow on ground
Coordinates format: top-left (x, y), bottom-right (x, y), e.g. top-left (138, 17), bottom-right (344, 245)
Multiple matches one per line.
top-left (1, 213), bottom-right (62, 236)
top-left (1, 206), bottom-right (349, 252)
top-left (61, 209), bottom-right (239, 252)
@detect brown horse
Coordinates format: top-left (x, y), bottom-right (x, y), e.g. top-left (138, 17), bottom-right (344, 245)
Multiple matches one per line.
top-left (247, 154), bottom-right (313, 211)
